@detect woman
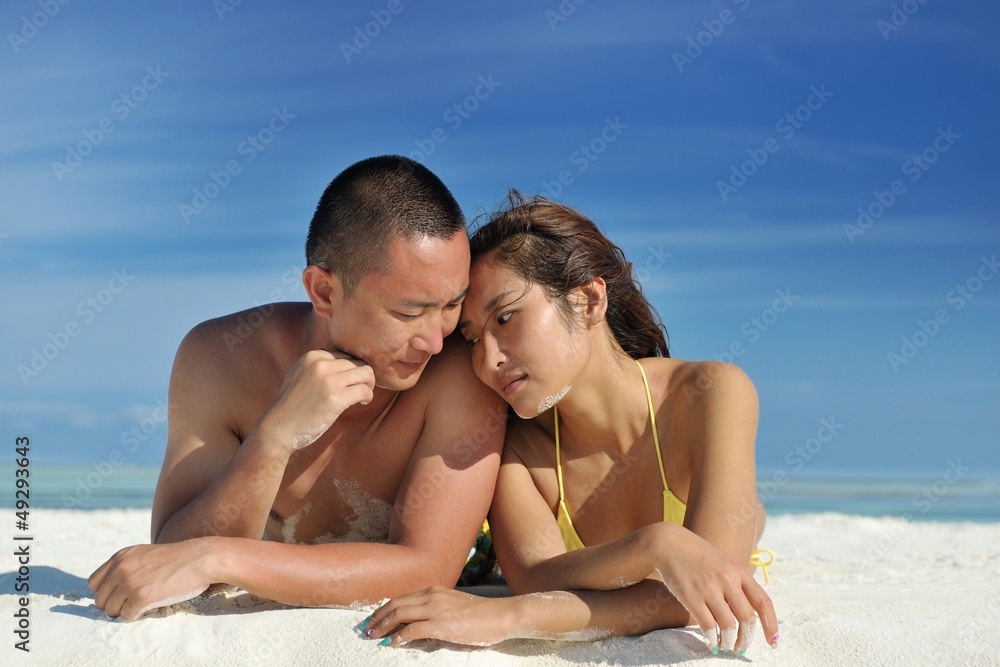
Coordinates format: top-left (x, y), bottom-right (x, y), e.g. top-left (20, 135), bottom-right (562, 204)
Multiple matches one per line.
top-left (364, 193), bottom-right (778, 656)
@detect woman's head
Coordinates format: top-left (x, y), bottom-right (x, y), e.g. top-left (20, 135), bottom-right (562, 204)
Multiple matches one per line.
top-left (470, 192), bottom-right (668, 357)
top-left (460, 191), bottom-right (668, 416)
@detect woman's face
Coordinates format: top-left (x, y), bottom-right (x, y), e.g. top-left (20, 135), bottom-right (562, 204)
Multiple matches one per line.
top-left (459, 258), bottom-right (588, 418)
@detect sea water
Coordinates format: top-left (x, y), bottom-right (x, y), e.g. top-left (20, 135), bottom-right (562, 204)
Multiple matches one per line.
top-left (0, 465), bottom-right (996, 522)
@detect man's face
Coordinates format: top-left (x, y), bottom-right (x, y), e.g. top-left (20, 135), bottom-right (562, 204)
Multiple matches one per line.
top-left (329, 231), bottom-right (470, 390)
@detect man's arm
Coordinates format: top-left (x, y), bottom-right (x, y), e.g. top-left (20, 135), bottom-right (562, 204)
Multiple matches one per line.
top-left (91, 342), bottom-right (505, 619)
top-left (152, 316), bottom-right (376, 543)
top-left (151, 319), bottom-right (288, 543)
top-left (215, 344), bottom-right (507, 605)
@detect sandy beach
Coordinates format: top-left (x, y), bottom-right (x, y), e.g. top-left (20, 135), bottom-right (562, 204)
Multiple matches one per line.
top-left (2, 508), bottom-right (998, 666)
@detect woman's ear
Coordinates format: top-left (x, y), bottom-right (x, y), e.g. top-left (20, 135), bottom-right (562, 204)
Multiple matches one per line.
top-left (577, 277), bottom-right (609, 327)
top-left (302, 265), bottom-right (341, 319)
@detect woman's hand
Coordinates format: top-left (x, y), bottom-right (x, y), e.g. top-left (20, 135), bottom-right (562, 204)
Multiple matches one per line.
top-left (88, 539), bottom-right (215, 621)
top-left (364, 586), bottom-right (517, 647)
top-left (645, 522), bottom-right (778, 655)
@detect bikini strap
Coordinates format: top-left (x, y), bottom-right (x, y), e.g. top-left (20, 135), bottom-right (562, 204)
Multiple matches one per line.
top-left (636, 359), bottom-right (668, 493)
top-left (553, 405), bottom-right (567, 503)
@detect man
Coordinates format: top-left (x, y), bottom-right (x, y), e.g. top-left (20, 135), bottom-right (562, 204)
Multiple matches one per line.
top-left (89, 155), bottom-right (506, 620)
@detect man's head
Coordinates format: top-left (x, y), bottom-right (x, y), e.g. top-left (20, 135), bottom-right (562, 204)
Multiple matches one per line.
top-left (305, 155), bottom-right (466, 294)
top-left (303, 156), bottom-right (470, 390)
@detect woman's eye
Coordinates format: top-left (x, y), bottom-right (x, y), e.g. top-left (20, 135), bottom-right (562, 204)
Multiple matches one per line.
top-left (465, 337), bottom-right (479, 347)
top-left (497, 311), bottom-right (513, 325)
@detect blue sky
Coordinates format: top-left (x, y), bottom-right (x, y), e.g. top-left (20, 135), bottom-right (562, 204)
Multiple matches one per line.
top-left (1, 1), bottom-right (998, 479)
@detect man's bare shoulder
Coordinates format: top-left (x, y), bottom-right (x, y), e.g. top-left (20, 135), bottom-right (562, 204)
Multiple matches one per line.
top-left (171, 302), bottom-right (311, 405)
top-left (413, 334), bottom-right (488, 401)
top-left (501, 416), bottom-right (554, 469)
top-left (179, 302), bottom-right (310, 364)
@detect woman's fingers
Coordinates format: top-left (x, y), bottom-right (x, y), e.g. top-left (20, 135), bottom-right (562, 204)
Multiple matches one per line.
top-left (744, 571), bottom-right (780, 649)
top-left (727, 591), bottom-right (758, 656)
top-left (364, 587), bottom-right (506, 648)
top-left (705, 594), bottom-right (739, 654)
top-left (685, 568), bottom-right (775, 656)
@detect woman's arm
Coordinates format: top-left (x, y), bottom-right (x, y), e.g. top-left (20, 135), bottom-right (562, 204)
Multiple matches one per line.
top-left (366, 580), bottom-right (690, 647)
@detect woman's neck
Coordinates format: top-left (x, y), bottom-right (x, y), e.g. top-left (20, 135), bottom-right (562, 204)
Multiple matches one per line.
top-left (549, 339), bottom-right (651, 457)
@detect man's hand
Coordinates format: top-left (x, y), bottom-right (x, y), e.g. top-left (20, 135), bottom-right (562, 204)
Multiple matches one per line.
top-left (259, 349), bottom-right (376, 451)
top-left (88, 540), bottom-right (216, 621)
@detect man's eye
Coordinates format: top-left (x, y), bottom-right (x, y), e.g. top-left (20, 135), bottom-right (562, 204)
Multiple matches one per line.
top-left (396, 311), bottom-right (420, 320)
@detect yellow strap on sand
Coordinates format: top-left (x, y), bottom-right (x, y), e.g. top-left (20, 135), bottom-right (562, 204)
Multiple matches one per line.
top-left (749, 548), bottom-right (776, 584)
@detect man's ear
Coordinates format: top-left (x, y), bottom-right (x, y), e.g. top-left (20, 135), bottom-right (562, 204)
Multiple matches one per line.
top-left (577, 277), bottom-right (609, 327)
top-left (302, 265), bottom-right (341, 319)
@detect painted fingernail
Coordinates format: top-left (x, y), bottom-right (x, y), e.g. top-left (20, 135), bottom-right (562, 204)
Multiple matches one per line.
top-left (769, 633), bottom-right (779, 648)
top-left (360, 615), bottom-right (371, 632)
top-left (379, 636), bottom-right (391, 647)
top-left (736, 649), bottom-right (746, 657)
top-left (710, 646), bottom-right (719, 655)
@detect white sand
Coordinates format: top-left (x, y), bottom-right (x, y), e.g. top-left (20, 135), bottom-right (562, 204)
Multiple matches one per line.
top-left (2, 509), bottom-right (999, 665)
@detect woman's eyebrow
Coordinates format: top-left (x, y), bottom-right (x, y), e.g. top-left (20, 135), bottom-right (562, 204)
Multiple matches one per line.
top-left (458, 290), bottom-right (513, 330)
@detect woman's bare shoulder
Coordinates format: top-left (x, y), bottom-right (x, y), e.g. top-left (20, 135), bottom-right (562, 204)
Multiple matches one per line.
top-left (646, 357), bottom-right (757, 411)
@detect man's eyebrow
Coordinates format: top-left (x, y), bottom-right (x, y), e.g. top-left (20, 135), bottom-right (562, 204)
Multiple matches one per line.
top-left (400, 288), bottom-right (468, 310)
top-left (458, 290), bottom-right (513, 331)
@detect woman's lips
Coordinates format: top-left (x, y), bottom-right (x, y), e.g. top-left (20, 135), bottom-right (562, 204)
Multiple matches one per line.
top-left (503, 376), bottom-right (526, 396)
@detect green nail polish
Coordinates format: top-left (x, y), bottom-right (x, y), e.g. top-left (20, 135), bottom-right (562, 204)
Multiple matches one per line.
top-left (360, 615), bottom-right (370, 632)
top-left (711, 646), bottom-right (719, 655)
top-left (379, 637), bottom-right (391, 647)
top-left (737, 649), bottom-right (746, 657)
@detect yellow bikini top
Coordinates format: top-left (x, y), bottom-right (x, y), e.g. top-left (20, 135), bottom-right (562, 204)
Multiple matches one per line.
top-left (554, 359), bottom-right (687, 552)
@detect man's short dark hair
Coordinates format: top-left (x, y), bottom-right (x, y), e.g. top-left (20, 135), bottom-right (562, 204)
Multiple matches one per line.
top-left (305, 155), bottom-right (466, 294)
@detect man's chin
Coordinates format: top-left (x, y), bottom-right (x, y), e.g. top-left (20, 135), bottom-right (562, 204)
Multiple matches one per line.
top-left (374, 370), bottom-right (423, 392)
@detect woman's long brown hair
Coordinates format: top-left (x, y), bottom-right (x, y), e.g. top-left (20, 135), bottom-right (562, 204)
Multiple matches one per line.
top-left (470, 191), bottom-right (669, 359)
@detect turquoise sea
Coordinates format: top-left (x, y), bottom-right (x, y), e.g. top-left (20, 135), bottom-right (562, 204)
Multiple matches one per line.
top-left (1, 464), bottom-right (997, 522)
